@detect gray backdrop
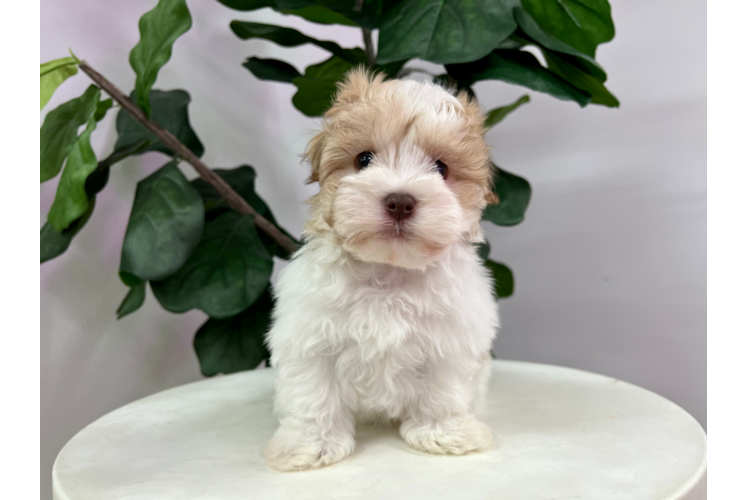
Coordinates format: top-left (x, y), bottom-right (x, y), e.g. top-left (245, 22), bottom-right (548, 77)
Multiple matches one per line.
top-left (41, 0), bottom-right (706, 498)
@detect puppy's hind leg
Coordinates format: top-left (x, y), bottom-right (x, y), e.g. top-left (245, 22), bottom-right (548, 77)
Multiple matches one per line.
top-left (265, 356), bottom-right (355, 471)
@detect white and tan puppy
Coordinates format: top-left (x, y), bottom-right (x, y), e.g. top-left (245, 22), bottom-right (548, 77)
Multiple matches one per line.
top-left (265, 69), bottom-right (500, 471)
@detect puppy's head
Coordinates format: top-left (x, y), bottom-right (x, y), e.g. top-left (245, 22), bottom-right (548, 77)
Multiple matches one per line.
top-left (304, 69), bottom-right (496, 270)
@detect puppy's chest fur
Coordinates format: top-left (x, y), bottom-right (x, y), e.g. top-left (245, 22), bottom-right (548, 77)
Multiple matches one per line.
top-left (271, 238), bottom-right (498, 414)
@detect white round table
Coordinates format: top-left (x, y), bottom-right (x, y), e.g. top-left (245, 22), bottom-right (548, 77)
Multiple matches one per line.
top-left (53, 361), bottom-right (706, 500)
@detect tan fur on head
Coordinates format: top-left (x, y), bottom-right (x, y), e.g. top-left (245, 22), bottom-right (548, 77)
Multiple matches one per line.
top-left (302, 68), bottom-right (496, 269)
top-left (333, 67), bottom-right (386, 105)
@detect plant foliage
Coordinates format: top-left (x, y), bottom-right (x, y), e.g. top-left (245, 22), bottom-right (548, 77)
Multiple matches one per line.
top-left (40, 0), bottom-right (618, 376)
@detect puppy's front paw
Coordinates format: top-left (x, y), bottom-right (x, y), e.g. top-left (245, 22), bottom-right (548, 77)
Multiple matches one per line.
top-left (264, 426), bottom-right (355, 472)
top-left (400, 416), bottom-right (492, 455)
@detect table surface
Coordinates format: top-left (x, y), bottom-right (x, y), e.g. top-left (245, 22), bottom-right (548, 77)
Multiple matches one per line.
top-left (53, 360), bottom-right (706, 500)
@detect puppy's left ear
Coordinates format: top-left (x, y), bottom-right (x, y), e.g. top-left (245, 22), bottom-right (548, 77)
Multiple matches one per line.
top-left (304, 131), bottom-right (325, 184)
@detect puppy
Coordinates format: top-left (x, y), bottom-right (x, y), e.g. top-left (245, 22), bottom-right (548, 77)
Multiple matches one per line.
top-left (265, 69), bottom-right (500, 471)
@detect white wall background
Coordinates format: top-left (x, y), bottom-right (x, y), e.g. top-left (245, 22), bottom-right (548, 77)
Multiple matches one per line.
top-left (41, 0), bottom-right (706, 498)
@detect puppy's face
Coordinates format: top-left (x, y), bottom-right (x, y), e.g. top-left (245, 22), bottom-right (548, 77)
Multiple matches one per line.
top-left (305, 70), bottom-right (495, 270)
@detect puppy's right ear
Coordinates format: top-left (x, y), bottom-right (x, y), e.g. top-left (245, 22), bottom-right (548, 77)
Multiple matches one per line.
top-left (304, 131), bottom-right (325, 184)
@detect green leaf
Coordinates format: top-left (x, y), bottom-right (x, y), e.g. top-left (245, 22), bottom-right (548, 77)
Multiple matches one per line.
top-left (230, 21), bottom-right (357, 62)
top-left (513, 7), bottom-right (605, 81)
top-left (40, 56), bottom-right (77, 76)
top-left (120, 271), bottom-right (143, 288)
top-left (120, 161), bottom-right (205, 281)
top-left (520, 0), bottom-right (613, 57)
top-left (40, 85), bottom-right (100, 182)
top-left (446, 50), bottom-right (591, 107)
top-left (292, 54), bottom-right (359, 116)
top-left (496, 37), bottom-right (526, 50)
top-left (376, 0), bottom-right (517, 65)
top-left (344, 0), bottom-right (401, 30)
top-left (243, 57), bottom-right (301, 83)
top-left (115, 90), bottom-right (204, 158)
top-left (40, 139), bottom-right (151, 264)
top-left (232, 23), bottom-right (406, 111)
top-left (292, 80), bottom-right (343, 117)
top-left (94, 99), bottom-right (113, 121)
top-left (67, 48), bottom-right (80, 64)
top-left (280, 5), bottom-right (357, 26)
top-left (84, 139), bottom-right (152, 201)
top-left (217, 0), bottom-right (276, 9)
top-left (194, 286), bottom-right (273, 376)
top-left (376, 58), bottom-right (410, 79)
top-left (130, 0), bottom-right (192, 117)
top-left (40, 56), bottom-right (78, 110)
top-left (218, 0), bottom-right (361, 27)
top-left (482, 166), bottom-right (531, 226)
top-left (484, 95), bottom-right (530, 129)
top-left (40, 198), bottom-right (95, 264)
top-left (191, 165), bottom-right (261, 213)
top-left (543, 50), bottom-right (618, 107)
top-left (285, 50), bottom-right (405, 117)
top-left (117, 281), bottom-right (147, 319)
top-left (486, 260), bottom-right (514, 298)
top-left (47, 114), bottom-right (100, 232)
top-left (151, 212), bottom-right (274, 319)
top-left (191, 165), bottom-right (299, 259)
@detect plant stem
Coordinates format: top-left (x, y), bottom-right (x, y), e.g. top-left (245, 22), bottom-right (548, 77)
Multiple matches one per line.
top-left (362, 30), bottom-right (375, 66)
top-left (354, 0), bottom-right (376, 66)
top-left (78, 60), bottom-right (299, 256)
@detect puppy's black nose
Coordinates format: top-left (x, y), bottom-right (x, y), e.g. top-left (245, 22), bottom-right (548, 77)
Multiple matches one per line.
top-left (384, 193), bottom-right (416, 222)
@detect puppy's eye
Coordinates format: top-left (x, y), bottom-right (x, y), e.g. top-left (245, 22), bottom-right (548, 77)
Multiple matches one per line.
top-left (356, 151), bottom-right (374, 170)
top-left (435, 160), bottom-right (448, 179)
